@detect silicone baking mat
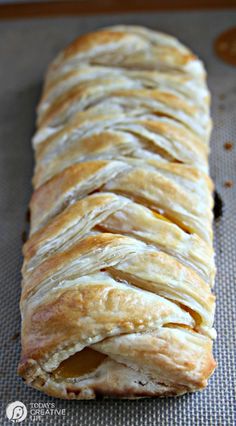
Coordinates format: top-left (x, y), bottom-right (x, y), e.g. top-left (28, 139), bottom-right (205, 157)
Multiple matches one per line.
top-left (0, 10), bottom-right (235, 426)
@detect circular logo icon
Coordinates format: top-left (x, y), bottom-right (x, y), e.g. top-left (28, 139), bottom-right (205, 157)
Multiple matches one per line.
top-left (6, 401), bottom-right (27, 423)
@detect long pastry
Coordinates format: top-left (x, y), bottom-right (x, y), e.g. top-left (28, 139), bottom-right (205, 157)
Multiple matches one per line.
top-left (18, 25), bottom-right (216, 399)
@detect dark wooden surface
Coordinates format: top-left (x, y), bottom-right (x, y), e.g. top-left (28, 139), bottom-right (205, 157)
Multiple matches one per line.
top-left (0, 0), bottom-right (236, 20)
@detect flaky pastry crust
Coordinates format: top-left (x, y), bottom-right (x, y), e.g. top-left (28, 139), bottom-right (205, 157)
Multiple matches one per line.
top-left (18, 25), bottom-right (216, 399)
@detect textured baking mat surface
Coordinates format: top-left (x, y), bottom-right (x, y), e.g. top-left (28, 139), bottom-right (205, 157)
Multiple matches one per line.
top-left (0, 10), bottom-right (235, 426)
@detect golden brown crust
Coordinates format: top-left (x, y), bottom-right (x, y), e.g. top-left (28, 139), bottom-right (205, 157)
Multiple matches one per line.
top-left (18, 25), bottom-right (216, 399)
top-left (18, 328), bottom-right (216, 399)
top-left (29, 160), bottom-right (128, 232)
top-left (20, 275), bottom-right (194, 364)
top-left (23, 192), bottom-right (215, 283)
top-left (33, 117), bottom-right (208, 188)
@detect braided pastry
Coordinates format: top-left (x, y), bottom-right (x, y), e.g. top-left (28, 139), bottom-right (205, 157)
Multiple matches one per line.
top-left (18, 25), bottom-right (216, 399)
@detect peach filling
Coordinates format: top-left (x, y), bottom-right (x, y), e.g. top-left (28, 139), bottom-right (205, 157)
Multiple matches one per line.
top-left (54, 348), bottom-right (107, 379)
top-left (151, 211), bottom-right (172, 223)
top-left (152, 210), bottom-right (192, 234)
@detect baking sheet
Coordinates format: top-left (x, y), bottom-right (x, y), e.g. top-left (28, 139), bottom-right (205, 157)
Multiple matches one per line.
top-left (0, 10), bottom-right (235, 426)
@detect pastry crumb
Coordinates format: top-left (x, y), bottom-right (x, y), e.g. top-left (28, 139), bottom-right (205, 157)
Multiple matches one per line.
top-left (224, 142), bottom-right (234, 151)
top-left (11, 332), bottom-right (20, 341)
top-left (224, 180), bottom-right (234, 188)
